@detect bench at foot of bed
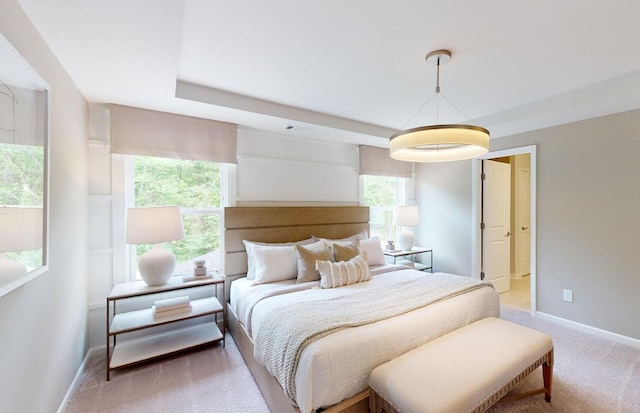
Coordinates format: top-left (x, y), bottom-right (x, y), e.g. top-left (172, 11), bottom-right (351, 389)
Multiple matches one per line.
top-left (368, 317), bottom-right (553, 413)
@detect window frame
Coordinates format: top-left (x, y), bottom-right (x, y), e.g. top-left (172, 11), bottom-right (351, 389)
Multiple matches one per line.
top-left (123, 155), bottom-right (226, 282)
top-left (359, 174), bottom-right (412, 243)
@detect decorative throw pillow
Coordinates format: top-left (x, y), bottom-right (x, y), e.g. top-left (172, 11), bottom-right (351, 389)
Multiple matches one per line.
top-left (295, 243), bottom-right (333, 283)
top-left (316, 253), bottom-right (371, 288)
top-left (359, 236), bottom-right (386, 266)
top-left (332, 239), bottom-right (361, 262)
top-left (243, 242), bottom-right (298, 285)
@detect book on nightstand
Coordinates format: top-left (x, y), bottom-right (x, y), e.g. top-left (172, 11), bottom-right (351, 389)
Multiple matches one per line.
top-left (152, 304), bottom-right (193, 319)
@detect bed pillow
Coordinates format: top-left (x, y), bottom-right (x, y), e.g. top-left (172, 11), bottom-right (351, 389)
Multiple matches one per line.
top-left (243, 242), bottom-right (298, 285)
top-left (312, 230), bottom-right (368, 243)
top-left (316, 252), bottom-right (371, 288)
top-left (359, 236), bottom-right (386, 266)
top-left (332, 239), bottom-right (361, 262)
top-left (243, 239), bottom-right (314, 280)
top-left (295, 243), bottom-right (333, 283)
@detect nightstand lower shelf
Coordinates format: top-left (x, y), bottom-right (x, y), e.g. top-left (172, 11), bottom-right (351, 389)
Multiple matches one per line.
top-left (110, 322), bottom-right (222, 369)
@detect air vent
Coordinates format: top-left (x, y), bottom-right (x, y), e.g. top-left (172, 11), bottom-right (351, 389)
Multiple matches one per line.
top-left (285, 124), bottom-right (315, 132)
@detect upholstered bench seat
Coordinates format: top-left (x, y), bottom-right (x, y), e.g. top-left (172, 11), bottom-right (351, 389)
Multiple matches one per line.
top-left (369, 317), bottom-right (553, 413)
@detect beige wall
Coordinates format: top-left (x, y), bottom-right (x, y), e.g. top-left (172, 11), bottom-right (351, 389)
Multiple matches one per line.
top-left (416, 108), bottom-right (640, 340)
top-left (415, 161), bottom-right (474, 277)
top-left (0, 2), bottom-right (89, 411)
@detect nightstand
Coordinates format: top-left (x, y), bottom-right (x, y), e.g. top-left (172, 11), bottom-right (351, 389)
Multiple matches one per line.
top-left (383, 247), bottom-right (433, 272)
top-left (105, 274), bottom-right (225, 380)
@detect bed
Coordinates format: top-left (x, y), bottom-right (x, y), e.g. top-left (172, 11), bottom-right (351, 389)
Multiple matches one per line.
top-left (224, 206), bottom-right (500, 413)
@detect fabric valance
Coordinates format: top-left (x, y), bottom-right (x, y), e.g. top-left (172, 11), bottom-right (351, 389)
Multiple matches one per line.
top-left (358, 145), bottom-right (412, 178)
top-left (109, 104), bottom-right (237, 163)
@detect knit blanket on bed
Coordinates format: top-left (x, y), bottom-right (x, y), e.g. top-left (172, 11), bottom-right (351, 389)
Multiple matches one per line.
top-left (252, 272), bottom-right (492, 405)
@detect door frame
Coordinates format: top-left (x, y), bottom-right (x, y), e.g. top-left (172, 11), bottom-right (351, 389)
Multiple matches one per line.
top-left (471, 145), bottom-right (537, 316)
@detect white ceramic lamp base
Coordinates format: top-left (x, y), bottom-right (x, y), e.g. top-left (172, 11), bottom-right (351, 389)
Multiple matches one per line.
top-left (397, 229), bottom-right (415, 251)
top-left (138, 244), bottom-right (176, 286)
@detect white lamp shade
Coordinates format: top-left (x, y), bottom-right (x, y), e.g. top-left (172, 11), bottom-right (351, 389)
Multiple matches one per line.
top-left (393, 206), bottom-right (420, 251)
top-left (126, 206), bottom-right (184, 245)
top-left (393, 206), bottom-right (420, 227)
top-left (0, 206), bottom-right (43, 253)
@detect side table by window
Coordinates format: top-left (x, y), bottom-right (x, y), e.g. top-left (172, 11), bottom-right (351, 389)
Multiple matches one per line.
top-left (383, 247), bottom-right (433, 272)
top-left (106, 274), bottom-right (225, 380)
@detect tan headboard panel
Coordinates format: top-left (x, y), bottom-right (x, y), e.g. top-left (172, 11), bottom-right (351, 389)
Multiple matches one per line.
top-left (224, 206), bottom-right (370, 285)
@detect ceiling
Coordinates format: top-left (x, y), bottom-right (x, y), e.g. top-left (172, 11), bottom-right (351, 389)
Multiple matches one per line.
top-left (16, 0), bottom-right (640, 148)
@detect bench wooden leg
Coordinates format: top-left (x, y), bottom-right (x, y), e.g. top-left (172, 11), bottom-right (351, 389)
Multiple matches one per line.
top-left (543, 349), bottom-right (554, 403)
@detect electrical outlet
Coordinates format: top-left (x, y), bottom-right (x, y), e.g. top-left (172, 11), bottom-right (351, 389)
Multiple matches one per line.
top-left (563, 289), bottom-right (573, 303)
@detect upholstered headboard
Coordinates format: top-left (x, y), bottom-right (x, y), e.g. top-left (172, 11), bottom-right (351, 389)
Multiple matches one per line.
top-left (223, 206), bottom-right (370, 297)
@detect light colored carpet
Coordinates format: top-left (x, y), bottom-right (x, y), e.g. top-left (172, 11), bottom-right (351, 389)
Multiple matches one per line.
top-left (64, 306), bottom-right (640, 412)
top-left (64, 337), bottom-right (269, 413)
top-left (488, 306), bottom-right (640, 413)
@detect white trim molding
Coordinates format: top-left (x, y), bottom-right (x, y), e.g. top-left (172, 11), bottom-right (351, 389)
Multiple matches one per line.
top-left (471, 145), bottom-right (537, 316)
top-left (537, 311), bottom-right (640, 350)
top-left (56, 348), bottom-right (95, 413)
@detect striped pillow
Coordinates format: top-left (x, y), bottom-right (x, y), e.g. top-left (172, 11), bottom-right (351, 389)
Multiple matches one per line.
top-left (316, 253), bottom-right (370, 289)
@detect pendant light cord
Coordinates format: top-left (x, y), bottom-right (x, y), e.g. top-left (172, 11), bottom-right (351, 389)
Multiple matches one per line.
top-left (399, 53), bottom-right (474, 130)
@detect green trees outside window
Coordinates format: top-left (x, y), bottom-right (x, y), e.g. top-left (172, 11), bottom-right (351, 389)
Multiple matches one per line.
top-left (133, 156), bottom-right (221, 274)
top-left (362, 175), bottom-right (400, 243)
top-left (0, 143), bottom-right (44, 269)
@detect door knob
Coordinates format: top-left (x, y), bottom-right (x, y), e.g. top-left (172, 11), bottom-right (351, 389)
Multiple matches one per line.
top-left (522, 226), bottom-right (529, 230)
top-left (505, 232), bottom-right (511, 238)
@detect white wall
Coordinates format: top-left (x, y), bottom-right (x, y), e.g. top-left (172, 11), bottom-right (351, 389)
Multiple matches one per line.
top-left (236, 128), bottom-right (359, 205)
top-left (415, 161), bottom-right (474, 276)
top-left (416, 109), bottom-right (640, 340)
top-left (0, 2), bottom-right (89, 411)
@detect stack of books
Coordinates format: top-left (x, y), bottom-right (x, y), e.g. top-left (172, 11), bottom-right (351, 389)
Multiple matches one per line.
top-left (152, 296), bottom-right (192, 320)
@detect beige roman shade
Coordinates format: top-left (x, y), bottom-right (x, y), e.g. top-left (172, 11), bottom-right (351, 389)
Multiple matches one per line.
top-left (358, 145), bottom-right (412, 178)
top-left (109, 104), bottom-right (237, 163)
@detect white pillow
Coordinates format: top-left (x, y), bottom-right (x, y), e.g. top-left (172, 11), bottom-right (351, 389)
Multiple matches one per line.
top-left (244, 242), bottom-right (298, 285)
top-left (359, 236), bottom-right (386, 266)
top-left (243, 239), bottom-right (314, 280)
top-left (312, 230), bottom-right (368, 244)
top-left (316, 253), bottom-right (371, 289)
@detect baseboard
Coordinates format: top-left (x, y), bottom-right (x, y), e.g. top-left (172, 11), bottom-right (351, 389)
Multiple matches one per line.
top-left (56, 347), bottom-right (97, 413)
top-left (536, 311), bottom-right (640, 350)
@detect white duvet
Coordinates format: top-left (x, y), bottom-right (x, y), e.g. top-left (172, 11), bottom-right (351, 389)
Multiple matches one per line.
top-left (230, 268), bottom-right (500, 413)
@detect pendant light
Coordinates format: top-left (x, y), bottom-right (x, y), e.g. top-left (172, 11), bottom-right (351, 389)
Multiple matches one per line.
top-left (390, 50), bottom-right (490, 162)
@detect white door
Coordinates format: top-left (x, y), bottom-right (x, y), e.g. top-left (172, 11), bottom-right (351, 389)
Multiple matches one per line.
top-left (482, 160), bottom-right (511, 293)
top-left (516, 167), bottom-right (531, 276)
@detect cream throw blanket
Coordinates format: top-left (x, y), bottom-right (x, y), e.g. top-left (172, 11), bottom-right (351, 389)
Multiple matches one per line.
top-left (253, 273), bottom-right (493, 405)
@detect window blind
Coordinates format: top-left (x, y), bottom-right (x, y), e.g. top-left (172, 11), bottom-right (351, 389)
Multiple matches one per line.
top-left (358, 145), bottom-right (412, 178)
top-left (109, 104), bottom-right (237, 163)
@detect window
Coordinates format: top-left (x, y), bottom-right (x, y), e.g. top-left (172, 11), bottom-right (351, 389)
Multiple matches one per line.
top-left (126, 155), bottom-right (223, 280)
top-left (361, 175), bottom-right (406, 243)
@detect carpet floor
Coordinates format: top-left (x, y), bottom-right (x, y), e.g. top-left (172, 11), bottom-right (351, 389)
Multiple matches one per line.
top-left (64, 306), bottom-right (640, 412)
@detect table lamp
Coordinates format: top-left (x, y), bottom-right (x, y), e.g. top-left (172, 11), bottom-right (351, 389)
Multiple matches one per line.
top-left (393, 205), bottom-right (420, 251)
top-left (126, 206), bottom-right (184, 286)
top-left (0, 206), bottom-right (43, 280)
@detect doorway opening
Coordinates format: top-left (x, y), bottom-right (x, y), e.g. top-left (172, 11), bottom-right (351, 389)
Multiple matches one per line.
top-left (471, 145), bottom-right (537, 315)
